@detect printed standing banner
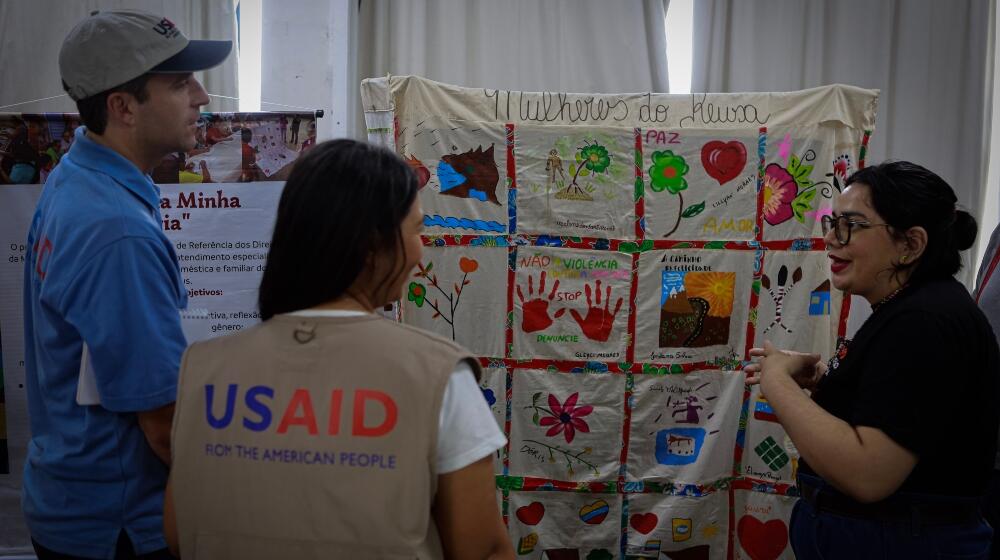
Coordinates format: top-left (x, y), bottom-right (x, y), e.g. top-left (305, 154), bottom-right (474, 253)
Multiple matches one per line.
top-left (363, 75), bottom-right (878, 559)
top-left (0, 111), bottom-right (315, 553)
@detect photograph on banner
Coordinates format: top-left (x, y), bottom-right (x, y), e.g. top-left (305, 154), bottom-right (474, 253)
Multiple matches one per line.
top-left (752, 250), bottom-right (842, 357)
top-left (512, 246), bottom-right (631, 361)
top-left (0, 113), bottom-right (81, 185)
top-left (514, 125), bottom-right (636, 239)
top-left (760, 124), bottom-right (861, 242)
top-left (742, 385), bottom-right (799, 486)
top-left (732, 489), bottom-right (797, 560)
top-left (626, 370), bottom-right (743, 485)
top-left (642, 129), bottom-right (758, 241)
top-left (507, 368), bottom-right (624, 483)
top-left (479, 367), bottom-right (508, 474)
top-left (624, 492), bottom-right (729, 559)
top-left (507, 490), bottom-right (622, 559)
top-left (0, 112), bottom-right (315, 187)
top-left (634, 249), bottom-right (754, 365)
top-left (401, 245), bottom-right (508, 358)
top-left (395, 116), bottom-right (509, 235)
top-left (153, 112), bottom-right (316, 184)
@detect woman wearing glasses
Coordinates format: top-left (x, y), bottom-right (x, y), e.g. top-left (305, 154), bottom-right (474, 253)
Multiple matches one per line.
top-left (745, 161), bottom-right (999, 558)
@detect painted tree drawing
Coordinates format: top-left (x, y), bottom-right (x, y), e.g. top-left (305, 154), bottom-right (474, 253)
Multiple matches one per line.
top-left (556, 141), bottom-right (612, 201)
top-left (407, 257), bottom-right (479, 340)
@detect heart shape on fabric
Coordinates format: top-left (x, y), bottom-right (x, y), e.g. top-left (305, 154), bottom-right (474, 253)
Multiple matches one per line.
top-left (630, 512), bottom-right (658, 534)
top-left (578, 499), bottom-right (610, 525)
top-left (736, 515), bottom-right (788, 560)
top-left (515, 501), bottom-right (544, 525)
top-left (701, 140), bottom-right (747, 185)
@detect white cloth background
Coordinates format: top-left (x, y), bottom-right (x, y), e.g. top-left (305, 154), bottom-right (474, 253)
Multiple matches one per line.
top-left (692, 0), bottom-right (994, 332)
top-left (357, 0), bottom-right (670, 94)
top-left (0, 0), bottom-right (239, 114)
top-left (356, 0), bottom-right (670, 138)
top-left (258, 0), bottom-right (671, 141)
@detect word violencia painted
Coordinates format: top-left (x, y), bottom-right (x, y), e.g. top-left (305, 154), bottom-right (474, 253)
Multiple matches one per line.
top-left (204, 384), bottom-right (398, 437)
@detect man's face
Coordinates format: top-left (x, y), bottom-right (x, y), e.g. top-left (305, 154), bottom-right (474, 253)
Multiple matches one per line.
top-left (134, 73), bottom-right (209, 155)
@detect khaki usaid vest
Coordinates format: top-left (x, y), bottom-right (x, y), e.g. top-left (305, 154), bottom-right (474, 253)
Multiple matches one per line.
top-left (170, 314), bottom-right (480, 559)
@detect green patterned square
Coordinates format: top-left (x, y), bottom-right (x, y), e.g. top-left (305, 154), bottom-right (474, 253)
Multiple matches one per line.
top-left (754, 436), bottom-right (790, 471)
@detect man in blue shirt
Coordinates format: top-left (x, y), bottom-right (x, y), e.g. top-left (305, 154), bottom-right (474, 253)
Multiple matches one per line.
top-left (22, 11), bottom-right (230, 559)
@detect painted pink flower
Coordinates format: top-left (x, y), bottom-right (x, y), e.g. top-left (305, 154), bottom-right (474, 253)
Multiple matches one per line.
top-left (540, 392), bottom-right (593, 443)
top-left (762, 163), bottom-right (798, 226)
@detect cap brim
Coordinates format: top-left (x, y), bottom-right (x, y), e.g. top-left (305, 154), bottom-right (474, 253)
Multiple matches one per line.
top-left (150, 39), bottom-right (233, 73)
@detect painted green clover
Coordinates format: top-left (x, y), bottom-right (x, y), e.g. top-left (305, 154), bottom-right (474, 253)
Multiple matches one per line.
top-left (648, 150), bottom-right (689, 194)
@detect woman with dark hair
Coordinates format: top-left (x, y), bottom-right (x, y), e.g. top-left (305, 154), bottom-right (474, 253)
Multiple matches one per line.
top-left (164, 139), bottom-right (513, 559)
top-left (746, 161), bottom-right (999, 558)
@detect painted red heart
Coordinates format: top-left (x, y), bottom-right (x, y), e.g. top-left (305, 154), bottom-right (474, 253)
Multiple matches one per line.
top-left (630, 512), bottom-right (658, 534)
top-left (737, 515), bottom-right (788, 560)
top-left (701, 140), bottom-right (747, 185)
top-left (516, 501), bottom-right (545, 526)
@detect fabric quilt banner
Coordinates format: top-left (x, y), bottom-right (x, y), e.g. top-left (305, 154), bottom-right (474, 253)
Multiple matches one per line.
top-left (362, 75), bottom-right (878, 559)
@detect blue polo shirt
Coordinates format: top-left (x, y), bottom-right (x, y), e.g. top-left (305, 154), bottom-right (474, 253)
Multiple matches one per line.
top-left (22, 127), bottom-right (187, 558)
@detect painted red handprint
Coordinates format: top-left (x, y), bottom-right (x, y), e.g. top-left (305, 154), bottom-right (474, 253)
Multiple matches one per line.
top-left (569, 280), bottom-right (623, 342)
top-left (517, 271), bottom-right (566, 332)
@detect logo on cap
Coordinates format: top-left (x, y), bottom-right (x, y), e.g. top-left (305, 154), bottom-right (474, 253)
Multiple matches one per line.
top-left (152, 18), bottom-right (179, 39)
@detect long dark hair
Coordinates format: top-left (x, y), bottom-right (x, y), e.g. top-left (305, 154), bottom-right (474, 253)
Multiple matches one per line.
top-left (258, 139), bottom-right (418, 319)
top-left (846, 161), bottom-right (976, 285)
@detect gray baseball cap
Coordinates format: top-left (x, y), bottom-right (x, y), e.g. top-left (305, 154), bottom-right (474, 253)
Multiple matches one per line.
top-left (59, 10), bottom-right (233, 101)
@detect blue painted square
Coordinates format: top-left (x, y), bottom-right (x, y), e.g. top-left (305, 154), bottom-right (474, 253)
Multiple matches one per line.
top-left (809, 291), bottom-right (831, 315)
top-left (655, 427), bottom-right (706, 465)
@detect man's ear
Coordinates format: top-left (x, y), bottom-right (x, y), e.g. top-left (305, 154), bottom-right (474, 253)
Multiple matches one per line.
top-left (106, 91), bottom-right (139, 128)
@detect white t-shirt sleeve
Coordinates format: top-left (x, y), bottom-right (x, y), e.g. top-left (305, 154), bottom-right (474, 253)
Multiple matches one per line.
top-left (436, 361), bottom-right (507, 474)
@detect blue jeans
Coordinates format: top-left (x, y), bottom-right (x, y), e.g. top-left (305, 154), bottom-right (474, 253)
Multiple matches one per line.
top-left (791, 488), bottom-right (993, 559)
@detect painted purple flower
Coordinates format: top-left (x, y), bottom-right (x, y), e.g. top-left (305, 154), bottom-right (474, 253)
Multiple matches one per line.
top-left (540, 392), bottom-right (593, 443)
top-left (762, 163), bottom-right (798, 225)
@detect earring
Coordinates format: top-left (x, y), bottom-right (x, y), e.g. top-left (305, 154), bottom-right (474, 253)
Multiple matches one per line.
top-left (900, 255), bottom-right (909, 263)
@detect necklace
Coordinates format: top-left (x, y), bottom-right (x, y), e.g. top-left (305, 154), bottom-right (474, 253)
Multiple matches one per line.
top-left (871, 284), bottom-right (907, 312)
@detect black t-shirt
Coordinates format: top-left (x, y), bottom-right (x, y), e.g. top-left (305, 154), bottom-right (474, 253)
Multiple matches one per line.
top-left (800, 278), bottom-right (1000, 496)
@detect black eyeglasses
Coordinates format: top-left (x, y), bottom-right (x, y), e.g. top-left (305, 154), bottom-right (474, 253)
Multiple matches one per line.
top-left (820, 215), bottom-right (891, 245)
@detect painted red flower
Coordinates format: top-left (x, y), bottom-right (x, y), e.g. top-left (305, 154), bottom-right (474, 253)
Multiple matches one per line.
top-left (540, 392), bottom-right (593, 443)
top-left (762, 163), bottom-right (798, 226)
